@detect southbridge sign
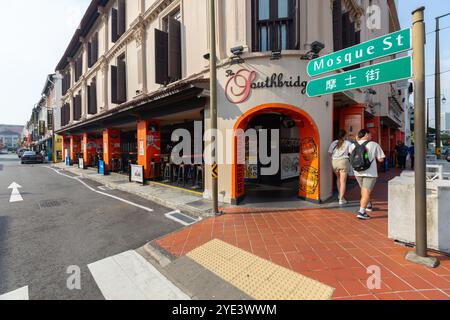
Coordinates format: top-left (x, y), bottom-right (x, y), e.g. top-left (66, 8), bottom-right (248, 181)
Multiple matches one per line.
top-left (225, 68), bottom-right (307, 104)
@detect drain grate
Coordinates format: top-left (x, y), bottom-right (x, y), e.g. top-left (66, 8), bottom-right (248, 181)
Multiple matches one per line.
top-left (39, 199), bottom-right (71, 209)
top-left (165, 211), bottom-right (199, 226)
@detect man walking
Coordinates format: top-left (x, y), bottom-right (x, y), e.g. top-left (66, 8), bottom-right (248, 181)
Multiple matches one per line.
top-left (395, 141), bottom-right (409, 170)
top-left (349, 129), bottom-right (386, 220)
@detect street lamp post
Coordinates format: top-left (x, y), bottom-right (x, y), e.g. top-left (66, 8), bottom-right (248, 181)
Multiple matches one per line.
top-left (427, 95), bottom-right (446, 150)
top-left (209, 0), bottom-right (220, 215)
top-left (435, 12), bottom-right (450, 157)
top-left (406, 7), bottom-right (439, 268)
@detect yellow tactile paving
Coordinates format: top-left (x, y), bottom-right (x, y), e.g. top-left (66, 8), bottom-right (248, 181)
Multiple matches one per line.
top-left (186, 239), bottom-right (335, 300)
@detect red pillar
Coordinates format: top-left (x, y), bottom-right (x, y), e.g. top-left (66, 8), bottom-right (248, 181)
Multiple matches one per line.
top-left (70, 136), bottom-right (81, 163)
top-left (82, 133), bottom-right (97, 166)
top-left (137, 120), bottom-right (161, 179)
top-left (102, 129), bottom-right (121, 169)
top-left (366, 116), bottom-right (381, 145)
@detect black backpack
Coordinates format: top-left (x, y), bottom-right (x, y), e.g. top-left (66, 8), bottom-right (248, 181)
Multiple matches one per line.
top-left (350, 141), bottom-right (372, 172)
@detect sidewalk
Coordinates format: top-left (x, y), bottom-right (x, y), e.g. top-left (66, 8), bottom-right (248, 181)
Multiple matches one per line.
top-left (154, 169), bottom-right (450, 300)
top-left (54, 163), bottom-right (215, 217)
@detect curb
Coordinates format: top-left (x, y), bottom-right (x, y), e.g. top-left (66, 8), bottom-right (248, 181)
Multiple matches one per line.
top-left (57, 165), bottom-right (214, 218)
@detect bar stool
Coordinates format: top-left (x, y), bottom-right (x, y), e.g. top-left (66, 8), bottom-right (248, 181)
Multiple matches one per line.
top-left (162, 162), bottom-right (171, 183)
top-left (194, 165), bottom-right (204, 189)
top-left (185, 164), bottom-right (195, 187)
top-left (177, 164), bottom-right (186, 186)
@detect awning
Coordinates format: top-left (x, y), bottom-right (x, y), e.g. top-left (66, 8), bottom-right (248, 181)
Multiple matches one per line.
top-left (57, 77), bottom-right (209, 136)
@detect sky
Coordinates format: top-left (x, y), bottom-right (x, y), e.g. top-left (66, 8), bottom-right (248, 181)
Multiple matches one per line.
top-left (397, 0), bottom-right (450, 123)
top-left (0, 0), bottom-right (449, 126)
top-left (0, 0), bottom-right (90, 126)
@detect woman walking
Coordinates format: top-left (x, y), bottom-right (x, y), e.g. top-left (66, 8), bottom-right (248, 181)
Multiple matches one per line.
top-left (329, 130), bottom-right (352, 205)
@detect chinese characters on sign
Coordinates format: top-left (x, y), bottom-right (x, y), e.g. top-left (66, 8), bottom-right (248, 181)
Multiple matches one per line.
top-left (306, 56), bottom-right (412, 97)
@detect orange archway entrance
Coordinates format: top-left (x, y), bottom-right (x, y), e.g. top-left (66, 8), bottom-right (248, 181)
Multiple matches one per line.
top-left (232, 103), bottom-right (320, 204)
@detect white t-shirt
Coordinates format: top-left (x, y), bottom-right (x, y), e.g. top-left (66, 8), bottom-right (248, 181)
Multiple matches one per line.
top-left (348, 140), bottom-right (386, 178)
top-left (328, 140), bottom-right (352, 160)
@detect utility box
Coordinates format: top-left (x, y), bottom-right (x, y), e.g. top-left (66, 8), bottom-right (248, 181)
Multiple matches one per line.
top-left (388, 174), bottom-right (450, 255)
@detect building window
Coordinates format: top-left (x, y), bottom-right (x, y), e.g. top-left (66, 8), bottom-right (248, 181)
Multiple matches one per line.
top-left (155, 9), bottom-right (182, 85)
top-left (61, 103), bottom-right (69, 126)
top-left (252, 0), bottom-right (299, 52)
top-left (112, 0), bottom-right (126, 43)
top-left (75, 55), bottom-right (83, 83)
top-left (111, 54), bottom-right (127, 104)
top-left (333, 0), bottom-right (361, 51)
top-left (73, 94), bottom-right (82, 121)
top-left (62, 70), bottom-right (71, 96)
top-left (88, 32), bottom-right (99, 68)
top-left (88, 78), bottom-right (97, 115)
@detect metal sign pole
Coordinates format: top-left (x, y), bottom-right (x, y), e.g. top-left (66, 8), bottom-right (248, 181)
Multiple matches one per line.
top-left (209, 0), bottom-right (220, 215)
top-left (406, 7), bottom-right (439, 268)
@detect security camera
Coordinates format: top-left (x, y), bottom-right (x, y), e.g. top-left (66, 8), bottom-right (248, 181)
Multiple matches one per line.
top-left (310, 41), bottom-right (325, 55)
top-left (230, 46), bottom-right (244, 56)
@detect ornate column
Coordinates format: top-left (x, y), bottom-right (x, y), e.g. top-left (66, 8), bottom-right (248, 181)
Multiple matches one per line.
top-left (68, 89), bottom-right (74, 125)
top-left (100, 8), bottom-right (109, 54)
top-left (134, 19), bottom-right (148, 94)
top-left (101, 57), bottom-right (109, 112)
top-left (69, 58), bottom-right (76, 90)
top-left (81, 37), bottom-right (88, 74)
top-left (81, 77), bottom-right (88, 120)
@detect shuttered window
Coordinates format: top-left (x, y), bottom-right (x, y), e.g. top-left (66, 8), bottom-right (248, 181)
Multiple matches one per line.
top-left (117, 56), bottom-right (127, 104)
top-left (112, 0), bottom-right (126, 43)
top-left (88, 33), bottom-right (99, 68)
top-left (333, 0), bottom-right (343, 51)
top-left (111, 65), bottom-right (118, 104)
top-left (155, 29), bottom-right (169, 85)
top-left (62, 72), bottom-right (71, 96)
top-left (112, 8), bottom-right (119, 43)
top-left (168, 17), bottom-right (182, 82)
top-left (88, 78), bottom-right (97, 115)
top-left (155, 9), bottom-right (182, 86)
top-left (111, 57), bottom-right (127, 104)
top-left (62, 104), bottom-right (66, 126)
top-left (73, 95), bottom-right (82, 121)
top-left (251, 0), bottom-right (298, 52)
top-left (75, 56), bottom-right (83, 82)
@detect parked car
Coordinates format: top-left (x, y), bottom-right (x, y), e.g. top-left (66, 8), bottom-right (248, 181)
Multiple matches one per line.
top-left (17, 149), bottom-right (29, 158)
top-left (21, 151), bottom-right (44, 164)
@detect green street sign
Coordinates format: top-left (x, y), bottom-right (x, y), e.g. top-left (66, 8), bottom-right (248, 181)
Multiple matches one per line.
top-left (306, 56), bottom-right (412, 97)
top-left (307, 28), bottom-right (411, 77)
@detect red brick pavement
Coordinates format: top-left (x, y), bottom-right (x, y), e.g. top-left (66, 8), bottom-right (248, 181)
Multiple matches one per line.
top-left (156, 170), bottom-right (450, 300)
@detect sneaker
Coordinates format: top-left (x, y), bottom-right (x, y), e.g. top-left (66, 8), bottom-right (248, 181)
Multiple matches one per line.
top-left (357, 212), bottom-right (372, 220)
top-left (339, 199), bottom-right (348, 206)
top-left (366, 202), bottom-right (374, 212)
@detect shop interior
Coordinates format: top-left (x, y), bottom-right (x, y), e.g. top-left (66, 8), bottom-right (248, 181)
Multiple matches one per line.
top-left (242, 113), bottom-right (301, 204)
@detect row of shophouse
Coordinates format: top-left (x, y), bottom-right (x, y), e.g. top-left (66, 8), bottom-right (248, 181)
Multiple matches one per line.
top-left (25, 0), bottom-right (411, 205)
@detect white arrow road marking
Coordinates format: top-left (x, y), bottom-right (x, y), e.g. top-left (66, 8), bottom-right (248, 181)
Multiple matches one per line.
top-left (45, 167), bottom-right (153, 212)
top-left (0, 286), bottom-right (29, 300)
top-left (8, 182), bottom-right (23, 203)
top-left (88, 251), bottom-right (190, 300)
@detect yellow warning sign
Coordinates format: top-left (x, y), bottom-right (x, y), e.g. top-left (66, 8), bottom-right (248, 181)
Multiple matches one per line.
top-left (212, 163), bottom-right (218, 179)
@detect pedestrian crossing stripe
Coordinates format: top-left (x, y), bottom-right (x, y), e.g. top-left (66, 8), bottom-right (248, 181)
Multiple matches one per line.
top-left (212, 163), bottom-right (218, 179)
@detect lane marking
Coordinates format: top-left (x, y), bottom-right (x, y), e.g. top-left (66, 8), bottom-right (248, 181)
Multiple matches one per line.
top-left (165, 210), bottom-right (200, 226)
top-left (98, 186), bottom-right (114, 191)
top-left (0, 286), bottom-right (29, 300)
top-left (88, 250), bottom-right (190, 300)
top-left (8, 182), bottom-right (23, 203)
top-left (45, 167), bottom-right (154, 213)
